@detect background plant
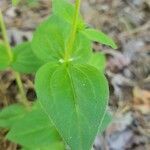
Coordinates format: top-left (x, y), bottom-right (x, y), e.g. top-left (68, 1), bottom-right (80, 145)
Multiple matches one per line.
top-left (0, 0), bottom-right (117, 149)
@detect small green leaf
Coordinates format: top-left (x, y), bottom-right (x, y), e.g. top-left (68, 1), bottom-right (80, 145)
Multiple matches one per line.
top-left (88, 52), bottom-right (106, 72)
top-left (82, 28), bottom-right (117, 49)
top-left (0, 104), bottom-right (27, 129)
top-left (35, 62), bottom-right (109, 150)
top-left (12, 42), bottom-right (44, 73)
top-left (6, 103), bottom-right (65, 149)
top-left (0, 43), bottom-right (10, 70)
top-left (32, 15), bottom-right (92, 63)
top-left (98, 111), bottom-right (112, 134)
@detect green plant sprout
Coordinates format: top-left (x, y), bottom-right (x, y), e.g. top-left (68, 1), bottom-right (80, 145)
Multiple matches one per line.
top-left (0, 0), bottom-right (117, 149)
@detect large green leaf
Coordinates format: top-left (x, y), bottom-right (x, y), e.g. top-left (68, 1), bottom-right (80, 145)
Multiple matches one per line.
top-left (82, 28), bottom-right (117, 49)
top-left (0, 43), bottom-right (10, 70)
top-left (32, 15), bottom-right (92, 63)
top-left (0, 104), bottom-right (27, 129)
top-left (88, 52), bottom-right (106, 72)
top-left (12, 42), bottom-right (44, 73)
top-left (6, 103), bottom-right (65, 149)
top-left (35, 63), bottom-right (109, 150)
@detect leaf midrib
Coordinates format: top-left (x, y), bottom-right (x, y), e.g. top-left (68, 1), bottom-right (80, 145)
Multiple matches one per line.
top-left (66, 66), bottom-right (83, 150)
top-left (73, 65), bottom-right (98, 148)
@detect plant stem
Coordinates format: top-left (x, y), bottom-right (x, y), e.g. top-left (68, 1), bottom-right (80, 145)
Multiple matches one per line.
top-left (64, 0), bottom-right (81, 62)
top-left (0, 10), bottom-right (13, 62)
top-left (0, 9), bottom-right (29, 107)
top-left (14, 71), bottom-right (29, 106)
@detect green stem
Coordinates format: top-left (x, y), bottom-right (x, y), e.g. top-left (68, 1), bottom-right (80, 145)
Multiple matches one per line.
top-left (14, 71), bottom-right (29, 107)
top-left (0, 9), bottom-right (29, 107)
top-left (0, 10), bottom-right (13, 62)
top-left (64, 0), bottom-right (81, 62)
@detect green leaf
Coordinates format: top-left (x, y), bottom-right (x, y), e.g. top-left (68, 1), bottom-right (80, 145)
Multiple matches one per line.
top-left (52, 0), bottom-right (84, 27)
top-left (0, 43), bottom-right (10, 70)
top-left (0, 104), bottom-right (27, 129)
top-left (6, 103), bottom-right (65, 150)
top-left (22, 142), bottom-right (65, 150)
top-left (98, 111), bottom-right (112, 134)
top-left (12, 0), bottom-right (21, 6)
top-left (32, 15), bottom-right (70, 62)
top-left (71, 32), bottom-right (92, 63)
top-left (12, 42), bottom-right (44, 73)
top-left (32, 15), bottom-right (92, 63)
top-left (35, 63), bottom-right (109, 150)
top-left (82, 28), bottom-right (117, 49)
top-left (88, 52), bottom-right (106, 72)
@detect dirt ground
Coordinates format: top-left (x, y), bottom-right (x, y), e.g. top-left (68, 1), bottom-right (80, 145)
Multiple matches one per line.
top-left (0, 0), bottom-right (150, 150)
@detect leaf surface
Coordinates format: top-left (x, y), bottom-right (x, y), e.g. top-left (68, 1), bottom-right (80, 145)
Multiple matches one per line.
top-left (0, 43), bottom-right (10, 70)
top-left (82, 29), bottom-right (117, 49)
top-left (32, 15), bottom-right (70, 62)
top-left (22, 142), bottom-right (65, 150)
top-left (88, 52), bottom-right (106, 72)
top-left (71, 33), bottom-right (92, 63)
top-left (0, 104), bottom-right (27, 128)
top-left (7, 103), bottom-right (65, 149)
top-left (12, 42), bottom-right (44, 73)
top-left (35, 63), bottom-right (109, 150)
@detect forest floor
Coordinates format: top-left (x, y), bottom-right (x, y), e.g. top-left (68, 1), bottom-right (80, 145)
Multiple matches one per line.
top-left (0, 0), bottom-right (150, 150)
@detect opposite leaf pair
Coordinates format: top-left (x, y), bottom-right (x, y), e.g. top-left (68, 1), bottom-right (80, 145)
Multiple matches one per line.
top-left (30, 0), bottom-right (117, 150)
top-left (1, 0), bottom-right (117, 149)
